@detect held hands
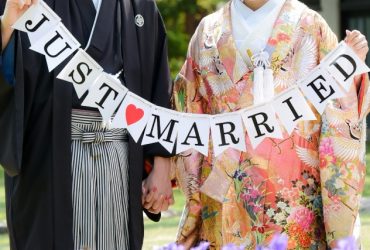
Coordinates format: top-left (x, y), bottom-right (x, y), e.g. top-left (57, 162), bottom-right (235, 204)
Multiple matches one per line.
top-left (1, 0), bottom-right (38, 50)
top-left (142, 157), bottom-right (174, 214)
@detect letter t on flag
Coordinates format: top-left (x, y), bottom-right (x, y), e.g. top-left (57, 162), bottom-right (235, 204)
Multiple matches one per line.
top-left (82, 73), bottom-right (128, 122)
top-left (273, 86), bottom-right (316, 134)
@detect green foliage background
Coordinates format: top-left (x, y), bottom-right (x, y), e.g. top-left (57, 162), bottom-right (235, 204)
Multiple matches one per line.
top-left (157, 0), bottom-right (226, 78)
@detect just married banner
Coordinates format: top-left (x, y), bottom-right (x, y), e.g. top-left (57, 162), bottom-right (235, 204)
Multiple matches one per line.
top-left (12, 1), bottom-right (370, 156)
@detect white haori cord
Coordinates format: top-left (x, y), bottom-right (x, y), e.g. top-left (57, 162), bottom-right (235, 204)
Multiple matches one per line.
top-left (251, 50), bottom-right (275, 105)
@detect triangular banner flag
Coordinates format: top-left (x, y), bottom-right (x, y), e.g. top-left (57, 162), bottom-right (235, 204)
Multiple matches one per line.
top-left (111, 92), bottom-right (153, 142)
top-left (82, 73), bottom-right (128, 122)
top-left (273, 86), bottom-right (317, 134)
top-left (12, 0), bottom-right (61, 44)
top-left (298, 67), bottom-right (345, 114)
top-left (30, 23), bottom-right (80, 71)
top-left (176, 114), bottom-right (210, 156)
top-left (57, 49), bottom-right (103, 97)
top-left (242, 104), bottom-right (283, 149)
top-left (142, 108), bottom-right (180, 153)
top-left (322, 42), bottom-right (370, 92)
top-left (210, 113), bottom-right (246, 157)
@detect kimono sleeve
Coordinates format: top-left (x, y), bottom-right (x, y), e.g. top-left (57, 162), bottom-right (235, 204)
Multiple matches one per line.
top-left (171, 24), bottom-right (207, 247)
top-left (316, 14), bottom-right (369, 247)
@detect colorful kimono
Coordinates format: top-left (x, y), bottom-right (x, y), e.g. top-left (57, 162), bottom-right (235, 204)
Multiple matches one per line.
top-left (172, 0), bottom-right (370, 249)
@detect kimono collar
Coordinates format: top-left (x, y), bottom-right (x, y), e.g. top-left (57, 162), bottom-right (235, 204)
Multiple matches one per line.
top-left (216, 0), bottom-right (307, 84)
top-left (231, 0), bottom-right (286, 65)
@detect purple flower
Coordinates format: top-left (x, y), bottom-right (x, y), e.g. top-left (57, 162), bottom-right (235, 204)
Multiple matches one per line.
top-left (157, 243), bottom-right (185, 250)
top-left (221, 243), bottom-right (244, 250)
top-left (268, 234), bottom-right (288, 250)
top-left (256, 234), bottom-right (288, 250)
top-left (333, 237), bottom-right (358, 250)
top-left (191, 242), bottom-right (210, 250)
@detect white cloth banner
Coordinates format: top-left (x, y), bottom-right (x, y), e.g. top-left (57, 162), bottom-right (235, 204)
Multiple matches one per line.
top-left (30, 23), bottom-right (80, 71)
top-left (142, 108), bottom-right (180, 153)
top-left (12, 1), bottom-right (61, 44)
top-left (298, 67), bottom-right (345, 114)
top-left (210, 113), bottom-right (246, 156)
top-left (111, 92), bottom-right (153, 142)
top-left (11, 0), bottom-right (370, 155)
top-left (57, 49), bottom-right (103, 98)
top-left (273, 86), bottom-right (317, 134)
top-left (82, 73), bottom-right (128, 122)
top-left (176, 114), bottom-right (210, 156)
top-left (323, 41), bottom-right (370, 92)
top-left (243, 104), bottom-right (283, 148)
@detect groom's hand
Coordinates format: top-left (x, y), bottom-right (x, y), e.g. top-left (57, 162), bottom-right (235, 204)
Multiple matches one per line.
top-left (142, 157), bottom-right (174, 214)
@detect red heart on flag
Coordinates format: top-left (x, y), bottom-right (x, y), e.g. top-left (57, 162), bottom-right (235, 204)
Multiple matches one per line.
top-left (126, 104), bottom-right (144, 125)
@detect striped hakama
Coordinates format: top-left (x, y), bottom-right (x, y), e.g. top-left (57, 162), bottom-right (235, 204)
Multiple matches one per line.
top-left (71, 110), bottom-right (129, 250)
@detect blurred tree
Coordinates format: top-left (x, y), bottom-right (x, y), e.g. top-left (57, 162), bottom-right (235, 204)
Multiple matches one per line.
top-left (157, 0), bottom-right (226, 78)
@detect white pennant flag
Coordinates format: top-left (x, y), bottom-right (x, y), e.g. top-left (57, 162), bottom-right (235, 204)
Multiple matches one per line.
top-left (322, 41), bottom-right (370, 92)
top-left (82, 73), bottom-right (128, 122)
top-left (12, 0), bottom-right (61, 44)
top-left (176, 114), bottom-right (210, 156)
top-left (57, 49), bottom-right (103, 97)
top-left (242, 104), bottom-right (283, 149)
top-left (142, 108), bottom-right (180, 153)
top-left (30, 23), bottom-right (80, 71)
top-left (111, 92), bottom-right (152, 142)
top-left (298, 67), bottom-right (345, 114)
top-left (210, 113), bottom-right (246, 157)
top-left (273, 87), bottom-right (317, 134)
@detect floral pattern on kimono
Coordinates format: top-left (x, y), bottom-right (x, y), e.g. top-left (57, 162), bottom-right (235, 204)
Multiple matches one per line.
top-left (172, 0), bottom-right (370, 249)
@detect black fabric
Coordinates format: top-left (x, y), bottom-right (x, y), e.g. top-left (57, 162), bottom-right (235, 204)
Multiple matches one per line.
top-left (0, 0), bottom-right (171, 249)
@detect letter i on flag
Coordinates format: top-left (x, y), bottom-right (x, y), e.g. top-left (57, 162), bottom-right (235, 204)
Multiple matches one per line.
top-left (30, 23), bottom-right (81, 71)
top-left (322, 42), bottom-right (370, 92)
top-left (12, 0), bottom-right (61, 44)
top-left (176, 114), bottom-right (210, 156)
top-left (273, 86), bottom-right (316, 134)
top-left (111, 93), bottom-right (153, 142)
top-left (82, 73), bottom-right (128, 122)
top-left (242, 104), bottom-right (283, 149)
top-left (57, 49), bottom-right (103, 97)
top-left (210, 113), bottom-right (246, 156)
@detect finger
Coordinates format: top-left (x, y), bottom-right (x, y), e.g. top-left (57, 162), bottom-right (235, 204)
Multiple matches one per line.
top-left (168, 196), bottom-right (175, 206)
top-left (31, 0), bottom-right (39, 4)
top-left (141, 185), bottom-right (146, 205)
top-left (161, 200), bottom-right (169, 212)
top-left (347, 30), bottom-right (362, 43)
top-left (145, 189), bottom-right (154, 204)
top-left (354, 40), bottom-right (368, 49)
top-left (152, 194), bottom-right (165, 211)
top-left (17, 0), bottom-right (25, 9)
top-left (351, 36), bottom-right (366, 47)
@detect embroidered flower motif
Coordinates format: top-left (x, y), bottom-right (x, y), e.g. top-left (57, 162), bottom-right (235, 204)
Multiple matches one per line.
top-left (287, 206), bottom-right (314, 231)
top-left (319, 137), bottom-right (334, 156)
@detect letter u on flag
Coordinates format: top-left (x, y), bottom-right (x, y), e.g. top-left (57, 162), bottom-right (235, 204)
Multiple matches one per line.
top-left (30, 23), bottom-right (81, 71)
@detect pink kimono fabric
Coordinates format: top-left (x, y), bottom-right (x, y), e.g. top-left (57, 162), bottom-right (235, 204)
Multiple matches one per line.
top-left (172, 0), bottom-right (370, 249)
